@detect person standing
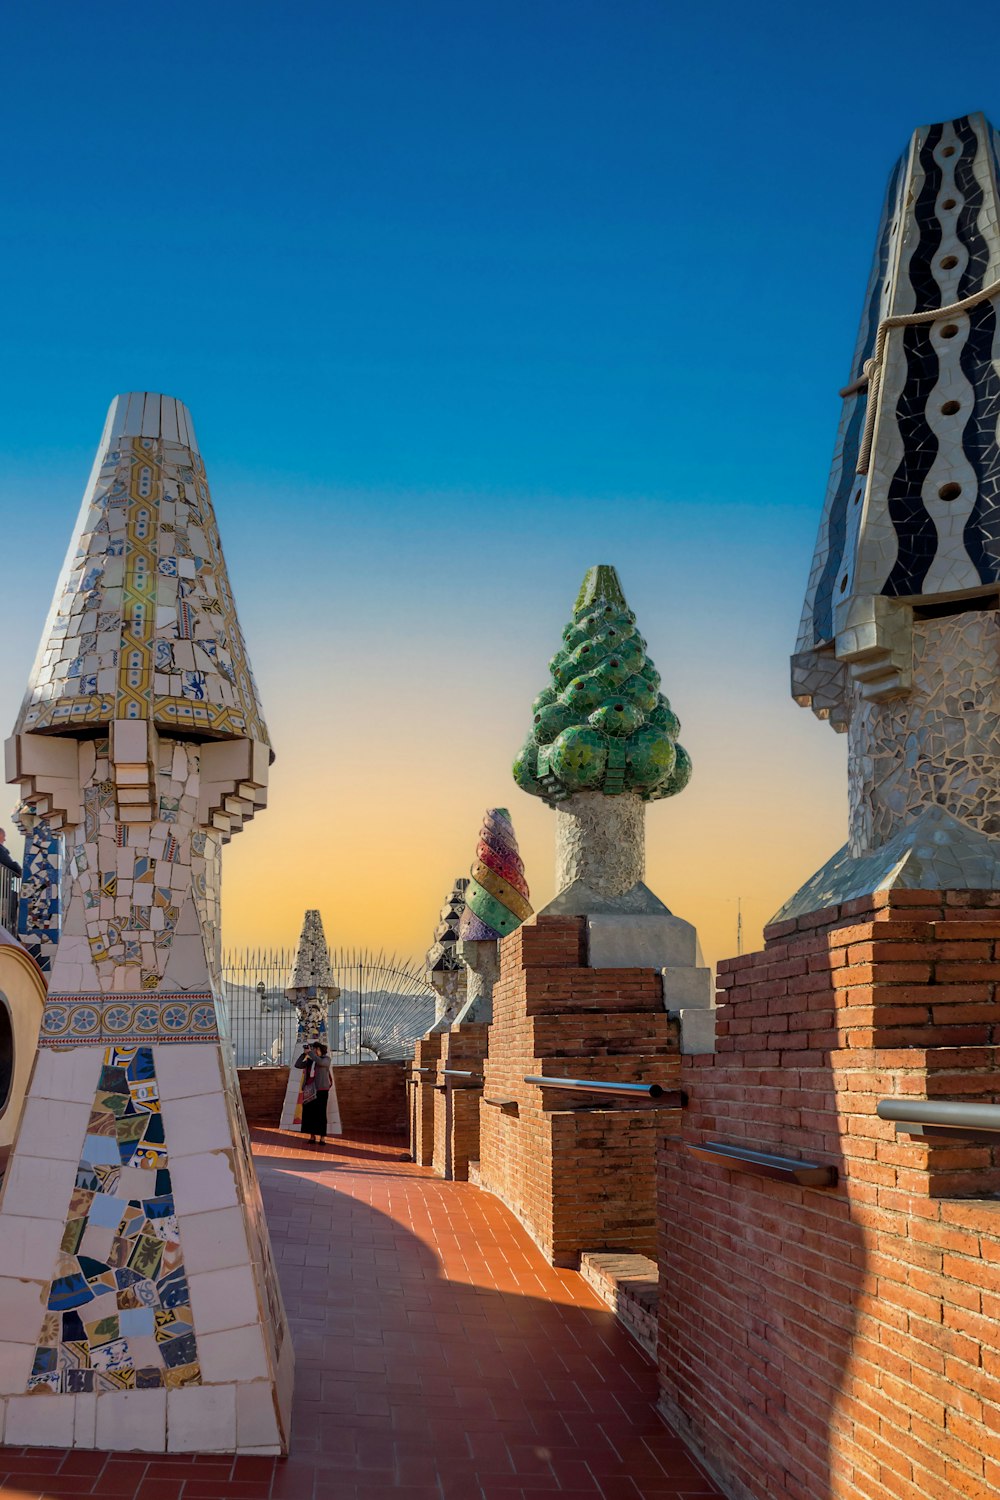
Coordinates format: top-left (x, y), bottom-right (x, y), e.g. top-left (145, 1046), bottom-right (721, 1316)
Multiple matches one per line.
top-left (294, 1042), bottom-right (333, 1144)
top-left (0, 829), bottom-right (21, 879)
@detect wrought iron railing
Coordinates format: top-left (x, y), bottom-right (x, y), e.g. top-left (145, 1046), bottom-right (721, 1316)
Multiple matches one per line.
top-left (0, 867), bottom-right (19, 937)
top-left (221, 946), bottom-right (437, 1068)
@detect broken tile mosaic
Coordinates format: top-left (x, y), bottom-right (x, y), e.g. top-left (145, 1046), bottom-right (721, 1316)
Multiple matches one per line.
top-left (27, 1044), bottom-right (201, 1394)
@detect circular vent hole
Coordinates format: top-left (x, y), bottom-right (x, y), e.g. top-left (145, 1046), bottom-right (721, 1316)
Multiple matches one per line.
top-left (939, 482), bottom-right (962, 502)
top-left (839, 575), bottom-right (849, 594)
top-left (942, 197), bottom-right (957, 209)
top-left (940, 324), bottom-right (960, 338)
top-left (941, 400), bottom-right (961, 415)
top-left (942, 146), bottom-right (956, 158)
top-left (940, 254), bottom-right (959, 269)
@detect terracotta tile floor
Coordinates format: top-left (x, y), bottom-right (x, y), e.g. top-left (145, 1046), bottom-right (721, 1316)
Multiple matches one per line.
top-left (0, 1129), bottom-right (721, 1500)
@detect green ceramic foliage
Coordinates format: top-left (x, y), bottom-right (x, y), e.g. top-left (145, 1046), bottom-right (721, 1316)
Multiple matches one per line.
top-left (513, 564), bottom-right (692, 806)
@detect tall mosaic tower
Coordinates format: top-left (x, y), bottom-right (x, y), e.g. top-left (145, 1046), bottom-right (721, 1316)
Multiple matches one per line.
top-left (786, 112), bottom-right (1000, 914)
top-left (0, 394), bottom-right (293, 1452)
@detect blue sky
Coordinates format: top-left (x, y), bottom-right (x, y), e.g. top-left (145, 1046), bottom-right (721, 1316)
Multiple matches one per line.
top-left (0, 1), bottom-right (997, 960)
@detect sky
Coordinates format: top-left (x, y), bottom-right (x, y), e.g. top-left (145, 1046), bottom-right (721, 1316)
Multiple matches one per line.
top-left (0, 0), bottom-right (997, 970)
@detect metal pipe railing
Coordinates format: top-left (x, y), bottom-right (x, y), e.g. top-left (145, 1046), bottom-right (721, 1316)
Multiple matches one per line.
top-left (440, 1069), bottom-right (483, 1085)
top-left (687, 1141), bottom-right (838, 1188)
top-left (411, 1067), bottom-right (434, 1075)
top-left (524, 1075), bottom-right (685, 1104)
top-left (878, 1098), bottom-right (1000, 1136)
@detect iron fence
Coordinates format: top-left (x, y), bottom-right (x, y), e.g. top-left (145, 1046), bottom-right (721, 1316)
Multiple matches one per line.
top-left (222, 946), bottom-right (437, 1068)
top-left (0, 867), bottom-right (19, 937)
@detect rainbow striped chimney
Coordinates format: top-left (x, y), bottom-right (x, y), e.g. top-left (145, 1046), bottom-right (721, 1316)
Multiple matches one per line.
top-left (455, 808), bottom-right (532, 1025)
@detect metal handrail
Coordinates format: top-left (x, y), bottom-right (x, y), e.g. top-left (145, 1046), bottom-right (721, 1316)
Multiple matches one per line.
top-left (878, 1098), bottom-right (1000, 1137)
top-left (440, 1069), bottom-right (483, 1084)
top-left (524, 1075), bottom-right (685, 1104)
top-left (411, 1067), bottom-right (434, 1075)
top-left (688, 1141), bottom-right (838, 1188)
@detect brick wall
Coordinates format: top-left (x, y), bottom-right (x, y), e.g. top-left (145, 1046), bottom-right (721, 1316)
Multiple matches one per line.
top-left (432, 1022), bottom-right (489, 1180)
top-left (579, 1251), bottom-right (658, 1358)
top-left (478, 915), bottom-right (682, 1267)
top-left (333, 1060), bottom-right (407, 1134)
top-left (237, 1066), bottom-right (289, 1125)
top-left (410, 1033), bottom-right (443, 1164)
top-left (658, 889), bottom-right (1000, 1500)
top-left (238, 1062), bottom-right (407, 1134)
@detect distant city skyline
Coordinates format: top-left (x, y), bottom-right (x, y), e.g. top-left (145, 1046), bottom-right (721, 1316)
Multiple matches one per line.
top-left (0, 1), bottom-right (994, 967)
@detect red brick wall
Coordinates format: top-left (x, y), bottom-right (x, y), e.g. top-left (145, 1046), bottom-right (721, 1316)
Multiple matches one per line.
top-left (238, 1062), bottom-right (407, 1133)
top-left (658, 889), bottom-right (1000, 1500)
top-left (410, 1034), bottom-right (443, 1164)
top-left (237, 1066), bottom-right (289, 1124)
top-left (479, 916), bottom-right (681, 1266)
top-left (579, 1251), bottom-right (659, 1358)
top-left (432, 1022), bottom-right (489, 1180)
top-left (333, 1061), bottom-right (407, 1134)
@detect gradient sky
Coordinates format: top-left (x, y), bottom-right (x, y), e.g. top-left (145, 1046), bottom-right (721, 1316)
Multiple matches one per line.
top-left (0, 2), bottom-right (997, 970)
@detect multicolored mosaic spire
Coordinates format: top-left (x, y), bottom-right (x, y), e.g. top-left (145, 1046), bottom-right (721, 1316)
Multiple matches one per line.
top-left (15, 392), bottom-right (269, 755)
top-left (783, 114), bottom-right (1000, 915)
top-left (459, 808), bottom-right (532, 942)
top-left (0, 395), bottom-right (292, 1454)
top-left (454, 808), bottom-right (531, 1026)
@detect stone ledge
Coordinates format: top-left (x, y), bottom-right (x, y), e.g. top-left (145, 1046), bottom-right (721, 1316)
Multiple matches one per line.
top-left (579, 1250), bottom-right (658, 1358)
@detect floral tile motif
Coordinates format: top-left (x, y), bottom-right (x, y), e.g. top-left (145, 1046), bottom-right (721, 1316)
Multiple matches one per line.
top-left (39, 994), bottom-right (218, 1047)
top-left (27, 1045), bottom-right (200, 1394)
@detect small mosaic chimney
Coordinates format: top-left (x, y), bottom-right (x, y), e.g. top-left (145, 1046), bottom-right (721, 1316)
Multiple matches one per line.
top-left (279, 909), bottom-right (341, 1132)
top-left (454, 808), bottom-right (531, 1025)
top-left (424, 876), bottom-right (468, 1030)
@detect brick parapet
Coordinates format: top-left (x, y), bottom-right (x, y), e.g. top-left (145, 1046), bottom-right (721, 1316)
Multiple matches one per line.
top-left (432, 1022), bottom-right (489, 1180)
top-left (479, 915), bottom-right (682, 1267)
top-left (237, 1065), bottom-right (289, 1125)
top-left (410, 1033), bottom-right (444, 1165)
top-left (579, 1251), bottom-right (659, 1358)
top-left (659, 889), bottom-right (1000, 1500)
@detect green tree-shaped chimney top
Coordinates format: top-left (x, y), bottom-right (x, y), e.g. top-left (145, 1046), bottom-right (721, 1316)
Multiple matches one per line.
top-left (513, 564), bottom-right (692, 807)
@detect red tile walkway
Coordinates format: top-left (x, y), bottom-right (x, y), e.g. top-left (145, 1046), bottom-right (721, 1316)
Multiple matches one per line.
top-left (0, 1129), bottom-right (721, 1500)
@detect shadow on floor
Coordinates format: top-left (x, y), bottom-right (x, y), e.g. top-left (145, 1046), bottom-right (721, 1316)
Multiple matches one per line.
top-left (0, 1129), bottom-right (721, 1500)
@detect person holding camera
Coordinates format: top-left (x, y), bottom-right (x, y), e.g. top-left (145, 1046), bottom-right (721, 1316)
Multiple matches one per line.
top-left (294, 1041), bottom-right (333, 1144)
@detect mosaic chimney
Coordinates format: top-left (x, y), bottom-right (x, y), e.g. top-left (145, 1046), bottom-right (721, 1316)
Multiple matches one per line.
top-left (424, 876), bottom-right (468, 1030)
top-left (279, 908), bottom-right (341, 1133)
top-left (0, 394), bottom-right (293, 1453)
top-left (454, 807), bottom-right (532, 1025)
top-left (784, 112), bottom-right (1000, 917)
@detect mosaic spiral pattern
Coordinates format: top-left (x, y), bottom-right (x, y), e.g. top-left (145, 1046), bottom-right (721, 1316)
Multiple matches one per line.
top-left (513, 564), bottom-right (691, 806)
top-left (28, 1046), bottom-right (200, 1394)
top-left (459, 808), bottom-right (532, 941)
